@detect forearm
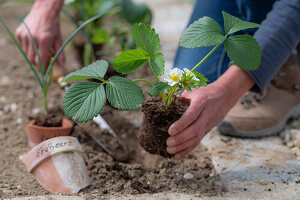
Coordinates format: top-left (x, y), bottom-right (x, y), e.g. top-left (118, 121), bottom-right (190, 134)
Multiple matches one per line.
top-left (213, 64), bottom-right (254, 108)
top-left (249, 0), bottom-right (300, 92)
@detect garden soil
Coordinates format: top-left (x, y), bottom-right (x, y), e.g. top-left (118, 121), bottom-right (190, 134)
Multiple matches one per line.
top-left (0, 4), bottom-right (225, 199)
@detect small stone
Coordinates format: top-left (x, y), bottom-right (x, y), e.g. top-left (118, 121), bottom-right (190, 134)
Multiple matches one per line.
top-left (4, 184), bottom-right (9, 188)
top-left (17, 185), bottom-right (21, 190)
top-left (258, 180), bottom-right (268, 185)
top-left (195, 193), bottom-right (201, 197)
top-left (32, 108), bottom-right (40, 115)
top-left (10, 103), bottom-right (18, 112)
top-left (184, 173), bottom-right (194, 179)
top-left (16, 118), bottom-right (23, 124)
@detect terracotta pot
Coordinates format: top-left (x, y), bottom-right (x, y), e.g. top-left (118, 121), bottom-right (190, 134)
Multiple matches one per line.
top-left (22, 136), bottom-right (90, 194)
top-left (26, 118), bottom-right (73, 147)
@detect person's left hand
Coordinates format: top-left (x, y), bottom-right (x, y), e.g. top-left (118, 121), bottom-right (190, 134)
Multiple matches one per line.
top-left (166, 84), bottom-right (232, 159)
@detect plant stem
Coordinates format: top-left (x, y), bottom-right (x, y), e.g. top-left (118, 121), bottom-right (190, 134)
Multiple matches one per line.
top-left (165, 85), bottom-right (178, 106)
top-left (133, 79), bottom-right (153, 86)
top-left (191, 42), bottom-right (222, 72)
top-left (43, 91), bottom-right (48, 113)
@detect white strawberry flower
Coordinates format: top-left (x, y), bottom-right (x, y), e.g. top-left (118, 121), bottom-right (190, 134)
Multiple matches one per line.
top-left (164, 68), bottom-right (183, 86)
top-left (183, 68), bottom-right (199, 81)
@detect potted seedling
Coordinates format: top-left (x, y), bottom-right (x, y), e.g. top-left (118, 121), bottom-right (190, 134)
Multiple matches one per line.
top-left (61, 11), bottom-right (262, 157)
top-left (0, 8), bottom-right (111, 146)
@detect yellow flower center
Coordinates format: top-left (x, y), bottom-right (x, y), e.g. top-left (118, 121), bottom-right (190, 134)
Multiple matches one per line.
top-left (187, 71), bottom-right (193, 76)
top-left (170, 73), bottom-right (179, 82)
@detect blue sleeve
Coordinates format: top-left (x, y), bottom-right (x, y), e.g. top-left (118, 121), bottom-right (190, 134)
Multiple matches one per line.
top-left (247, 0), bottom-right (300, 92)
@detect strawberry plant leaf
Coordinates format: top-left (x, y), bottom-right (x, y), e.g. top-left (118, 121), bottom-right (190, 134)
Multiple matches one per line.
top-left (224, 35), bottom-right (261, 71)
top-left (222, 11), bottom-right (261, 35)
top-left (148, 82), bottom-right (169, 97)
top-left (132, 23), bottom-right (160, 56)
top-left (180, 17), bottom-right (226, 48)
top-left (149, 52), bottom-right (165, 76)
top-left (61, 60), bottom-right (108, 83)
top-left (63, 82), bottom-right (106, 123)
top-left (193, 72), bottom-right (209, 86)
top-left (106, 76), bottom-right (144, 110)
top-left (114, 49), bottom-right (149, 74)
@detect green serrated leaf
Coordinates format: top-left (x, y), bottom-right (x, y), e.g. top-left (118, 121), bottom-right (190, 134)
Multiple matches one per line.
top-left (193, 71), bottom-right (209, 86)
top-left (61, 60), bottom-right (108, 83)
top-left (224, 35), bottom-right (261, 71)
top-left (114, 49), bottom-right (149, 74)
top-left (222, 11), bottom-right (261, 35)
top-left (63, 82), bottom-right (106, 123)
top-left (132, 23), bottom-right (160, 56)
top-left (148, 82), bottom-right (169, 97)
top-left (149, 52), bottom-right (165, 76)
top-left (180, 17), bottom-right (226, 48)
top-left (106, 76), bottom-right (144, 110)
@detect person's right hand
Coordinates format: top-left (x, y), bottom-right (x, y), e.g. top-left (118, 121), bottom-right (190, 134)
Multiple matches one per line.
top-left (15, 0), bottom-right (65, 71)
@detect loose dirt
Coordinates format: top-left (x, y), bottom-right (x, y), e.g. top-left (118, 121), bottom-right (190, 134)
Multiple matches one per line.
top-left (0, 4), bottom-right (225, 199)
top-left (33, 108), bottom-right (64, 127)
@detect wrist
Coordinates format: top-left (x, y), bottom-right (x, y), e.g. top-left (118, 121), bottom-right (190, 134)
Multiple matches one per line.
top-left (32, 0), bottom-right (64, 18)
top-left (212, 64), bottom-right (255, 107)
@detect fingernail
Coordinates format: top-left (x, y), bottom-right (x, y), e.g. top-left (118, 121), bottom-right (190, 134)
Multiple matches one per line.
top-left (168, 126), bottom-right (177, 136)
top-left (167, 138), bottom-right (176, 146)
top-left (166, 147), bottom-right (176, 154)
top-left (174, 154), bottom-right (181, 160)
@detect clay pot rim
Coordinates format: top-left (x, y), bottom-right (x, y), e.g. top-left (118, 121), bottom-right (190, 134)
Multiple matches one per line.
top-left (23, 136), bottom-right (82, 173)
top-left (28, 118), bottom-right (73, 130)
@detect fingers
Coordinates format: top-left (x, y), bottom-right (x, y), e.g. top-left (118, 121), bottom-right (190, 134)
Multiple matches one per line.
top-left (53, 36), bottom-right (65, 68)
top-left (167, 132), bottom-right (203, 154)
top-left (173, 143), bottom-right (198, 160)
top-left (38, 35), bottom-right (52, 69)
top-left (27, 40), bottom-right (36, 66)
top-left (168, 94), bottom-right (207, 136)
top-left (167, 112), bottom-right (207, 147)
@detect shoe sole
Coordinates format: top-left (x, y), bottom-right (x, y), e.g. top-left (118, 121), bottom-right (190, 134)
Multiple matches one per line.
top-left (218, 102), bottom-right (300, 138)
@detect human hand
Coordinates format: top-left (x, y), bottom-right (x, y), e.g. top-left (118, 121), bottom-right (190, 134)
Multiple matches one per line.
top-left (166, 65), bottom-right (255, 159)
top-left (15, 0), bottom-right (65, 70)
top-left (166, 84), bottom-right (231, 159)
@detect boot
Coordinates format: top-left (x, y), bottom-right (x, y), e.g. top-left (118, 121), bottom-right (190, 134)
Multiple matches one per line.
top-left (218, 51), bottom-right (300, 138)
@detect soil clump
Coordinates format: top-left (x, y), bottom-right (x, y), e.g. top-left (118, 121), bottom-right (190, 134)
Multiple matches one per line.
top-left (139, 96), bottom-right (188, 158)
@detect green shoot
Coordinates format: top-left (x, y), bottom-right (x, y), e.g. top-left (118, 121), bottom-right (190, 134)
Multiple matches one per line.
top-left (0, 8), bottom-right (112, 113)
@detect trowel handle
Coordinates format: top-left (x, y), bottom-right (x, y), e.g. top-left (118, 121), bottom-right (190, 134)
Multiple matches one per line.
top-left (56, 76), bottom-right (70, 91)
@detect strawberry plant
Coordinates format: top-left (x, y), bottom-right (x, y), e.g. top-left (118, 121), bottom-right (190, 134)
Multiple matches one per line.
top-left (62, 11), bottom-right (261, 157)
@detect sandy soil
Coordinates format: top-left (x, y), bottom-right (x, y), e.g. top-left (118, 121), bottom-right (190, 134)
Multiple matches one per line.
top-left (0, 4), bottom-right (225, 199)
